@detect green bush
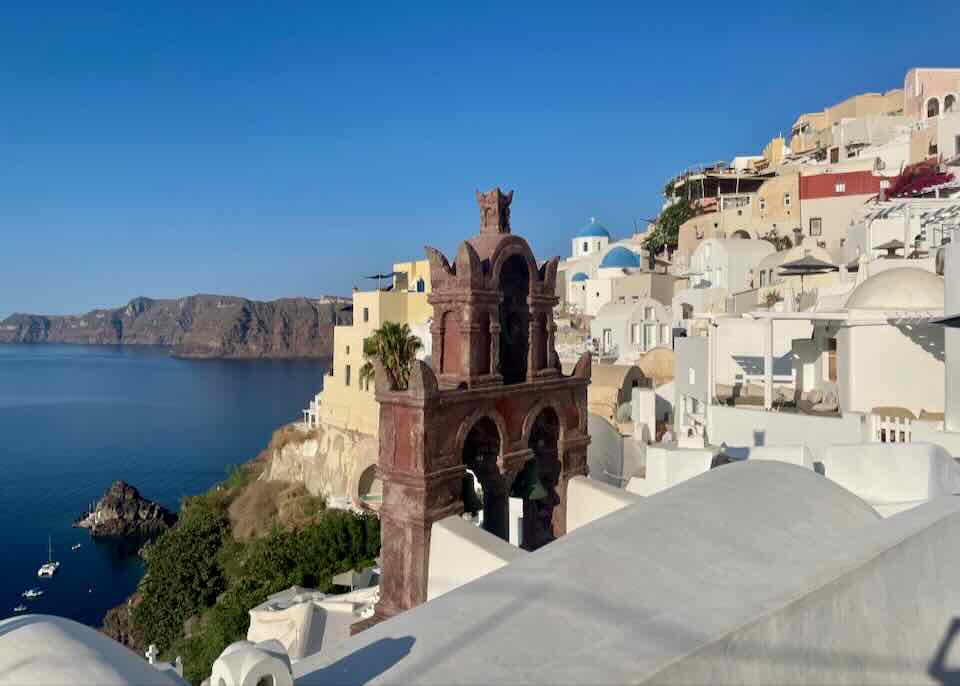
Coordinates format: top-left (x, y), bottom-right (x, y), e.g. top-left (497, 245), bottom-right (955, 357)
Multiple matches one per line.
top-left (133, 498), bottom-right (230, 650)
top-left (132, 480), bottom-right (380, 685)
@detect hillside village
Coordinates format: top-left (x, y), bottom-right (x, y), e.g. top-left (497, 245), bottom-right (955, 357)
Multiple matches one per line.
top-left (5, 65), bottom-right (960, 686)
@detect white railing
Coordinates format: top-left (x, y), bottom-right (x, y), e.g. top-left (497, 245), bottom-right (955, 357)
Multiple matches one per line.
top-left (871, 414), bottom-right (913, 443)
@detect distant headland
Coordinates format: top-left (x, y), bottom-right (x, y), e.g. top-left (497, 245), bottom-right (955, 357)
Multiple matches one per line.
top-left (0, 294), bottom-right (351, 359)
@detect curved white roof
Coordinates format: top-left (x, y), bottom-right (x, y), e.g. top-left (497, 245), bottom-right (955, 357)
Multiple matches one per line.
top-left (0, 615), bottom-right (185, 685)
top-left (594, 299), bottom-right (670, 321)
top-left (845, 267), bottom-right (944, 310)
top-left (296, 462), bottom-right (891, 685)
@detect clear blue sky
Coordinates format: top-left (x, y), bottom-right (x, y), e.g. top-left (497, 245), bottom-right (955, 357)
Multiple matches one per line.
top-left (2, 1), bottom-right (958, 317)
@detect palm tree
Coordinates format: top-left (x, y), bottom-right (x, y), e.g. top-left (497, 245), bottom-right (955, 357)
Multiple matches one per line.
top-left (359, 321), bottom-right (423, 390)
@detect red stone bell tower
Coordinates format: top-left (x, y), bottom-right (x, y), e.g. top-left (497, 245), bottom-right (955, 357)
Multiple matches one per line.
top-left (354, 188), bottom-right (591, 632)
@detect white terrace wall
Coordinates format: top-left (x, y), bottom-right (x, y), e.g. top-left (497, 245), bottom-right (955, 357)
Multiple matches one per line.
top-left (427, 515), bottom-right (526, 602)
top-left (587, 414), bottom-right (646, 487)
top-left (566, 477), bottom-right (641, 533)
top-left (708, 404), bottom-right (865, 462)
top-left (842, 323), bottom-right (945, 417)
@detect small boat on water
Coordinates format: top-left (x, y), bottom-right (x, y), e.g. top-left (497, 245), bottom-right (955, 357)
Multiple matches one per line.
top-left (71, 543), bottom-right (82, 551)
top-left (22, 589), bottom-right (43, 599)
top-left (37, 537), bottom-right (60, 578)
top-left (13, 604), bottom-right (27, 613)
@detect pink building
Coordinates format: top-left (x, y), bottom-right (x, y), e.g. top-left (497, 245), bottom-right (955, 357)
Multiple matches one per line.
top-left (904, 68), bottom-right (960, 120)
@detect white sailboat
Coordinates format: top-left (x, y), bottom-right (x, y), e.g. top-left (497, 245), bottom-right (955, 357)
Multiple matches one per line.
top-left (22, 589), bottom-right (43, 599)
top-left (13, 604), bottom-right (27, 613)
top-left (37, 536), bottom-right (60, 578)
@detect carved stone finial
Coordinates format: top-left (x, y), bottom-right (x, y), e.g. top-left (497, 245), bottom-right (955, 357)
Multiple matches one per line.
top-left (476, 187), bottom-right (514, 235)
top-left (407, 360), bottom-right (439, 399)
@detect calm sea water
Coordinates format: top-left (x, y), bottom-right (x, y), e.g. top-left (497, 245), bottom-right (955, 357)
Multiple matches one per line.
top-left (0, 344), bottom-right (327, 626)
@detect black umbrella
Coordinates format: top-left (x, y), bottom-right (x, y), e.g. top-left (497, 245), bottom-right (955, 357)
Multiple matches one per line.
top-left (873, 239), bottom-right (905, 259)
top-left (365, 271), bottom-right (401, 291)
top-left (777, 254), bottom-right (836, 294)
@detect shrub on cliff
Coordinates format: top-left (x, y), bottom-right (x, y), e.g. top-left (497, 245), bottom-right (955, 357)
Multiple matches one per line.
top-left (132, 496), bottom-right (230, 650)
top-left (166, 510), bottom-right (380, 684)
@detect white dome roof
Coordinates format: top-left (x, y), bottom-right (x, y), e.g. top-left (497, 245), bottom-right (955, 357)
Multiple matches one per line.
top-left (845, 268), bottom-right (944, 310)
top-left (0, 615), bottom-right (185, 685)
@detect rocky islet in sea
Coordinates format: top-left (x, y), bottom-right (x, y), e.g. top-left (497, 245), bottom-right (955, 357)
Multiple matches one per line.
top-left (74, 481), bottom-right (177, 539)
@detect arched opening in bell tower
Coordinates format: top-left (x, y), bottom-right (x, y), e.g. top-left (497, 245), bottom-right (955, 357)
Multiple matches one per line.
top-left (462, 417), bottom-right (508, 541)
top-left (499, 255), bottom-right (530, 384)
top-left (520, 407), bottom-right (561, 551)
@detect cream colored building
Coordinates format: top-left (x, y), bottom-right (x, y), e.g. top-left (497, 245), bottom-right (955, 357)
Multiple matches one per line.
top-left (677, 172), bottom-right (801, 262)
top-left (305, 260), bottom-right (433, 436)
top-left (903, 68), bottom-right (960, 121)
top-left (790, 90), bottom-right (903, 155)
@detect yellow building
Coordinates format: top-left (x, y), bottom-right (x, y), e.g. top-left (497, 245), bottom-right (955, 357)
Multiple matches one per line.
top-left (304, 260), bottom-right (433, 436)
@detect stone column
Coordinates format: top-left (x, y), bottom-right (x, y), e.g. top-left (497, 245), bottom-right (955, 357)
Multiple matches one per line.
top-left (527, 317), bottom-right (538, 379)
top-left (553, 435), bottom-right (590, 540)
top-left (355, 365), bottom-right (461, 633)
top-left (489, 315), bottom-right (501, 378)
top-left (763, 317), bottom-right (774, 410)
top-left (431, 316), bottom-right (444, 376)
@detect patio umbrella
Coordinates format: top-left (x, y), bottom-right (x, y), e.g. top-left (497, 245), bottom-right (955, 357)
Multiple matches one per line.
top-left (365, 271), bottom-right (401, 290)
top-left (777, 254), bottom-right (837, 294)
top-left (873, 239), bottom-right (905, 259)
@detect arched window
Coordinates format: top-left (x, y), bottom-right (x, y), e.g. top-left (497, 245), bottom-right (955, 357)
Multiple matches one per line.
top-left (927, 97), bottom-right (940, 118)
top-left (499, 255), bottom-right (530, 384)
top-left (946, 94), bottom-right (957, 113)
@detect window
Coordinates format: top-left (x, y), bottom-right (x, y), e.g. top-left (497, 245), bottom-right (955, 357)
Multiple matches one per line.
top-left (834, 182), bottom-right (845, 193)
top-left (927, 97), bottom-right (940, 118)
top-left (416, 278), bottom-right (425, 292)
top-left (759, 271), bottom-right (766, 287)
top-left (345, 364), bottom-right (352, 386)
top-left (346, 345), bottom-right (350, 355)
top-left (784, 192), bottom-right (792, 208)
top-left (880, 179), bottom-right (890, 190)
top-left (809, 217), bottom-right (822, 236)
top-left (830, 147), bottom-right (839, 163)
top-left (582, 241), bottom-right (589, 253)
top-left (759, 197), bottom-right (766, 211)
top-left (946, 94), bottom-right (957, 113)
top-left (826, 339), bottom-right (837, 383)
top-left (955, 135), bottom-right (960, 156)
top-left (644, 306), bottom-right (654, 320)
top-left (363, 308), bottom-right (369, 323)
top-left (643, 323), bottom-right (656, 351)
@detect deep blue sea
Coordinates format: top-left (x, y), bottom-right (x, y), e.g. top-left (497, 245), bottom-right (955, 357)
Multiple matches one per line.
top-left (0, 344), bottom-right (327, 627)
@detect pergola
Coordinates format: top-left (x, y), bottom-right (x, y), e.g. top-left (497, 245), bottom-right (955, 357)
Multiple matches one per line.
top-left (858, 199), bottom-right (960, 256)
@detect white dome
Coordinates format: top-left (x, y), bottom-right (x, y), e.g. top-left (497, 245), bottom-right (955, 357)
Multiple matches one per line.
top-left (845, 268), bottom-right (944, 310)
top-left (0, 614), bottom-right (185, 685)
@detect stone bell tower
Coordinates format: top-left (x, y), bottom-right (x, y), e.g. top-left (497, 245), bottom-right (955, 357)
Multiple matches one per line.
top-left (353, 188), bottom-right (591, 633)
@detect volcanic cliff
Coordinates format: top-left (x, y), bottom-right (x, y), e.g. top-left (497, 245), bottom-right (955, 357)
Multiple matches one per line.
top-left (0, 294), bottom-right (351, 358)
